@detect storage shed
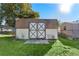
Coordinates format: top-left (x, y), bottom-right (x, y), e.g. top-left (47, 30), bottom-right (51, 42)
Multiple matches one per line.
top-left (15, 18), bottom-right (58, 40)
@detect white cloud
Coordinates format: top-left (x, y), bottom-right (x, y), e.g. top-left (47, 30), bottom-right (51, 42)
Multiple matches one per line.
top-left (59, 3), bottom-right (73, 13)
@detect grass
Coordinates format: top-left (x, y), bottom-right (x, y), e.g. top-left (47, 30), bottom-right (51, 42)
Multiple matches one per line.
top-left (0, 37), bottom-right (55, 56)
top-left (45, 36), bottom-right (79, 56)
top-left (1, 35), bottom-right (79, 56)
top-left (59, 36), bottom-right (79, 49)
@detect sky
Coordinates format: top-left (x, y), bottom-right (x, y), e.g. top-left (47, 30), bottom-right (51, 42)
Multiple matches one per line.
top-left (32, 4), bottom-right (79, 22)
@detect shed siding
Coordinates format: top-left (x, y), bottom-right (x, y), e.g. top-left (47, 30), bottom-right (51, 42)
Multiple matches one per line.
top-left (16, 18), bottom-right (58, 29)
top-left (16, 29), bottom-right (58, 39)
top-left (16, 29), bottom-right (29, 39)
top-left (46, 29), bottom-right (58, 39)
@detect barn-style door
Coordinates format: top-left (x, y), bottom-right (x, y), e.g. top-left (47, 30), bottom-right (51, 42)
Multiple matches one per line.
top-left (29, 23), bottom-right (46, 39)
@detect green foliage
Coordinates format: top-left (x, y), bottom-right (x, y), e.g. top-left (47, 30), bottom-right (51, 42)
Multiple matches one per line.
top-left (16, 11), bottom-right (39, 18)
top-left (0, 3), bottom-right (39, 27)
top-left (15, 3), bottom-right (39, 18)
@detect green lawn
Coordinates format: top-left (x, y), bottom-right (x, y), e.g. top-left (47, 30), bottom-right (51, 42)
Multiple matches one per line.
top-left (45, 37), bottom-right (79, 56)
top-left (0, 37), bottom-right (55, 56)
top-left (0, 36), bottom-right (79, 56)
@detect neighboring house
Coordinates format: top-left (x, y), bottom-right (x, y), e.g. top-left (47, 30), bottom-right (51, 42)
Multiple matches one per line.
top-left (15, 18), bottom-right (58, 40)
top-left (61, 22), bottom-right (79, 38)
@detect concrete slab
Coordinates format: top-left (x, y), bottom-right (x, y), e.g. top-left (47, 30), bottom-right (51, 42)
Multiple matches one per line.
top-left (24, 40), bottom-right (49, 44)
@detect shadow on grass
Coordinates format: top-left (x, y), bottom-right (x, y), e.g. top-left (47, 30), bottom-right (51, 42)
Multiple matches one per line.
top-left (59, 35), bottom-right (79, 49)
top-left (0, 37), bottom-right (56, 56)
top-left (18, 39), bottom-right (57, 56)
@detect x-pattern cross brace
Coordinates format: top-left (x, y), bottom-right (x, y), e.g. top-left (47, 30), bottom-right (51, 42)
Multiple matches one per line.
top-left (38, 24), bottom-right (45, 30)
top-left (30, 31), bottom-right (36, 37)
top-left (38, 31), bottom-right (45, 37)
top-left (30, 23), bottom-right (37, 30)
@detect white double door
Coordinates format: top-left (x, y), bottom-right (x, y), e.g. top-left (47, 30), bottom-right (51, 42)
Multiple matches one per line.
top-left (29, 23), bottom-right (46, 39)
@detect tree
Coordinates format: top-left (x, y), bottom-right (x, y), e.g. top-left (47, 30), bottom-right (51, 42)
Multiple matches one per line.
top-left (0, 3), bottom-right (16, 28)
top-left (28, 11), bottom-right (39, 18)
top-left (16, 3), bottom-right (39, 18)
top-left (0, 16), bottom-right (3, 32)
top-left (0, 4), bottom-right (4, 32)
top-left (0, 3), bottom-right (39, 29)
